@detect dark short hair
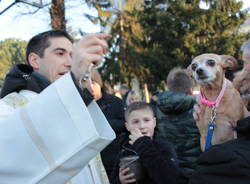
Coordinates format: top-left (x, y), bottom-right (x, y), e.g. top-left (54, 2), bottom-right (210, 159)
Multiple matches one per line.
top-left (125, 101), bottom-right (154, 121)
top-left (120, 84), bottom-right (129, 90)
top-left (167, 67), bottom-right (194, 94)
top-left (26, 30), bottom-right (74, 65)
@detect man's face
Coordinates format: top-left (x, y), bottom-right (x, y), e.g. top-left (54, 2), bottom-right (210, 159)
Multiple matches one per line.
top-left (37, 37), bottom-right (73, 82)
top-left (125, 108), bottom-right (156, 138)
top-left (242, 49), bottom-right (250, 72)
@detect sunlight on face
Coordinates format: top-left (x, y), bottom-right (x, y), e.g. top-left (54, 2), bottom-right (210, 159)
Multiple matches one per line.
top-left (38, 37), bottom-right (73, 82)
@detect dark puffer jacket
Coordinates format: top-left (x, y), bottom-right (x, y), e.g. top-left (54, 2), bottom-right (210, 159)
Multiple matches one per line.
top-left (97, 92), bottom-right (126, 180)
top-left (0, 64), bottom-right (50, 97)
top-left (110, 133), bottom-right (188, 184)
top-left (156, 91), bottom-right (201, 175)
top-left (0, 64), bottom-right (93, 105)
top-left (189, 116), bottom-right (250, 184)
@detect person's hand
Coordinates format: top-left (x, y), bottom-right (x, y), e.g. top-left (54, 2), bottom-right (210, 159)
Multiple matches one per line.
top-left (193, 97), bottom-right (205, 121)
top-left (119, 167), bottom-right (136, 184)
top-left (71, 33), bottom-right (110, 82)
top-left (129, 128), bottom-right (144, 145)
top-left (193, 104), bottom-right (201, 121)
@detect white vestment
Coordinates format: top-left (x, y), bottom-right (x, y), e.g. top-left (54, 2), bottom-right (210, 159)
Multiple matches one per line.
top-left (0, 73), bottom-right (115, 184)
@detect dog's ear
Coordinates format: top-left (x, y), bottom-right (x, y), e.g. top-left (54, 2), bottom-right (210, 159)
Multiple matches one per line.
top-left (220, 55), bottom-right (238, 70)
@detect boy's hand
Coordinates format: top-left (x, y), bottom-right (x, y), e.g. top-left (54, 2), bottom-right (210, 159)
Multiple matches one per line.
top-left (129, 128), bottom-right (143, 145)
top-left (119, 167), bottom-right (136, 184)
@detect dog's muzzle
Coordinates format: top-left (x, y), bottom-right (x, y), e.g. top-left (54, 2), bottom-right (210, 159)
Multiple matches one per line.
top-left (196, 68), bottom-right (207, 79)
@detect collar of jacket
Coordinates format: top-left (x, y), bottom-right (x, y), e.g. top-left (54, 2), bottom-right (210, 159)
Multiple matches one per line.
top-left (157, 90), bottom-right (196, 115)
top-left (0, 64), bottom-right (51, 98)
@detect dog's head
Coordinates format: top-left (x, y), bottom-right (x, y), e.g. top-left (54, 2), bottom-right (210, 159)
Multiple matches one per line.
top-left (188, 53), bottom-right (237, 85)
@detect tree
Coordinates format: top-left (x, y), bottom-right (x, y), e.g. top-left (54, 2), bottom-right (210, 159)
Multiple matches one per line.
top-left (96, 0), bottom-right (249, 91)
top-left (1, 0), bottom-right (248, 92)
top-left (145, 0), bottom-right (249, 90)
top-left (50, 0), bottom-right (66, 30)
top-left (0, 39), bottom-right (27, 80)
top-left (88, 0), bottom-right (146, 87)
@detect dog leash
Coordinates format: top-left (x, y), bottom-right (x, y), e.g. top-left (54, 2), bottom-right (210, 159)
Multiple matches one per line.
top-left (204, 107), bottom-right (216, 150)
top-left (199, 79), bottom-right (228, 151)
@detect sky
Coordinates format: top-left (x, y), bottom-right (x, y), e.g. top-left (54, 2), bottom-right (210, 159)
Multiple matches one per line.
top-left (0, 0), bottom-right (250, 41)
top-left (0, 0), bottom-right (101, 41)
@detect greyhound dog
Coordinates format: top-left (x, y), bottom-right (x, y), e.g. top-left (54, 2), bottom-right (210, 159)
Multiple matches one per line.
top-left (188, 53), bottom-right (248, 151)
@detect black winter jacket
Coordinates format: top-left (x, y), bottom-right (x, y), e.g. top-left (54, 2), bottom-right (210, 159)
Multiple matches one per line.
top-left (189, 116), bottom-right (250, 184)
top-left (97, 92), bottom-right (125, 135)
top-left (97, 92), bottom-right (126, 179)
top-left (110, 133), bottom-right (188, 184)
top-left (156, 91), bottom-right (201, 175)
top-left (0, 64), bottom-right (93, 105)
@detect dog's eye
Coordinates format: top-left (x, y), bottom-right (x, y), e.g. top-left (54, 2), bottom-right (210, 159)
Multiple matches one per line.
top-left (207, 59), bottom-right (215, 66)
top-left (191, 63), bottom-right (198, 71)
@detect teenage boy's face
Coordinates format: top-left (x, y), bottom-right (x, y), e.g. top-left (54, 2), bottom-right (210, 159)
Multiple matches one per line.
top-left (37, 37), bottom-right (73, 82)
top-left (125, 108), bottom-right (156, 138)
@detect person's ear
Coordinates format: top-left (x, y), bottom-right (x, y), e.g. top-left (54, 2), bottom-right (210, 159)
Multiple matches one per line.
top-left (125, 122), bottom-right (129, 130)
top-left (28, 53), bottom-right (40, 71)
top-left (153, 117), bottom-right (156, 128)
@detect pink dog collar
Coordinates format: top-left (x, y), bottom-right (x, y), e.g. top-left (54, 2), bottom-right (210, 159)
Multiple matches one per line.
top-left (199, 79), bottom-right (227, 108)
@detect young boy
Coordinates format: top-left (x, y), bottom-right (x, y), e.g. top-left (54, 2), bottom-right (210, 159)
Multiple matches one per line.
top-left (110, 102), bottom-right (187, 184)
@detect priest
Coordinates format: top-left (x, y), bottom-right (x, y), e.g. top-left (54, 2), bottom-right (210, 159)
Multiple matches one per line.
top-left (0, 30), bottom-right (115, 184)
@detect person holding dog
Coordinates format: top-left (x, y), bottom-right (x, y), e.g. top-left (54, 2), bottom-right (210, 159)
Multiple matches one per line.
top-left (233, 40), bottom-right (250, 111)
top-left (191, 105), bottom-right (250, 184)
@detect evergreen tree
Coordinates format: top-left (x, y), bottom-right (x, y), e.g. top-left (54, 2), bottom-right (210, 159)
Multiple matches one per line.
top-left (89, 0), bottom-right (146, 87)
top-left (0, 39), bottom-right (27, 80)
top-left (98, 0), bottom-right (249, 91)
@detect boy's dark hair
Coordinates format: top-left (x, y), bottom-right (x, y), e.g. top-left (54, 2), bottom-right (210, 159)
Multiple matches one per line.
top-left (26, 30), bottom-right (74, 65)
top-left (167, 67), bottom-right (194, 94)
top-left (125, 101), bottom-right (154, 121)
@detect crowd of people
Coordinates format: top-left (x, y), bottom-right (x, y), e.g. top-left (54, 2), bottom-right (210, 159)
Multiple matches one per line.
top-left (0, 29), bottom-right (250, 184)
